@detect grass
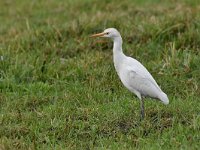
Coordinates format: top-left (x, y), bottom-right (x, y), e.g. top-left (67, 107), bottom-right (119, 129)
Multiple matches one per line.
top-left (0, 0), bottom-right (200, 149)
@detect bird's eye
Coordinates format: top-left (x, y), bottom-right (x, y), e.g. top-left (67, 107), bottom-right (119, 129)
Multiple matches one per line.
top-left (106, 32), bottom-right (109, 35)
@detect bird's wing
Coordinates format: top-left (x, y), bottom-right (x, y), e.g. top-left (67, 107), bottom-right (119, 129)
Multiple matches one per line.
top-left (127, 57), bottom-right (161, 90)
top-left (121, 64), bottom-right (162, 99)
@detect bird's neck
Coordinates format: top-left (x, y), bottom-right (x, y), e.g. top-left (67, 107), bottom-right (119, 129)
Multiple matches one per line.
top-left (113, 36), bottom-right (125, 72)
top-left (113, 36), bottom-right (124, 56)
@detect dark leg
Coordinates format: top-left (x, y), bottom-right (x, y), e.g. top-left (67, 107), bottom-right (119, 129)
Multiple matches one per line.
top-left (140, 98), bottom-right (145, 120)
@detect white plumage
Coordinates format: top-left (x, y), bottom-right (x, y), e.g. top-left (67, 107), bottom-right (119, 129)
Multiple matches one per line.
top-left (91, 28), bottom-right (169, 119)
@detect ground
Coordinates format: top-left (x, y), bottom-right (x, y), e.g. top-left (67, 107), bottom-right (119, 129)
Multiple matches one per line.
top-left (0, 0), bottom-right (200, 149)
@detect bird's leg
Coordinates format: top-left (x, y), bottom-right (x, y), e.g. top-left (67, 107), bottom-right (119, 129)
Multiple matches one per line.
top-left (140, 97), bottom-right (145, 120)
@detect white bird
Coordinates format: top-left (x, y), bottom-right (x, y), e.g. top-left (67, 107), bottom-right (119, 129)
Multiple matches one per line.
top-left (90, 28), bottom-right (169, 119)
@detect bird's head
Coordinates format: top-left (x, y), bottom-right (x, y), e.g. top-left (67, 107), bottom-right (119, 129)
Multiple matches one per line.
top-left (90, 28), bottom-right (121, 40)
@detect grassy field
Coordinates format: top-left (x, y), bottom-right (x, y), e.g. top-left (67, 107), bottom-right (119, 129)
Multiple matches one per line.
top-left (0, 0), bottom-right (200, 149)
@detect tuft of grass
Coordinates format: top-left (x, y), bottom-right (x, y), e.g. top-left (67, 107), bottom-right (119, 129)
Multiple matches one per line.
top-left (0, 0), bottom-right (200, 149)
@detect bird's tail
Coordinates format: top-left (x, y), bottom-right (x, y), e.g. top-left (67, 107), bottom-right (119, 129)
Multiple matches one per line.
top-left (159, 92), bottom-right (169, 105)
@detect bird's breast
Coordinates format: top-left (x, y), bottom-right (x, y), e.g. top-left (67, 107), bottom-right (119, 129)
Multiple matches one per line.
top-left (113, 54), bottom-right (125, 73)
top-left (113, 59), bottom-right (121, 76)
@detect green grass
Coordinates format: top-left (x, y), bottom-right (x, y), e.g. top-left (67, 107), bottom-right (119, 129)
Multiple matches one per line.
top-left (0, 0), bottom-right (200, 149)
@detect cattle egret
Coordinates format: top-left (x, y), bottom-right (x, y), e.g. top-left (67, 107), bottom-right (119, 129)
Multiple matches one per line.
top-left (90, 28), bottom-right (169, 119)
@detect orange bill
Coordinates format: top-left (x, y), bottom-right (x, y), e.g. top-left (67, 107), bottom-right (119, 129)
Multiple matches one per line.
top-left (90, 32), bottom-right (106, 38)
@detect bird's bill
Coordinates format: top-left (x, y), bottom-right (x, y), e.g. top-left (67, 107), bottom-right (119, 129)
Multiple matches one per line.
top-left (90, 32), bottom-right (106, 37)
